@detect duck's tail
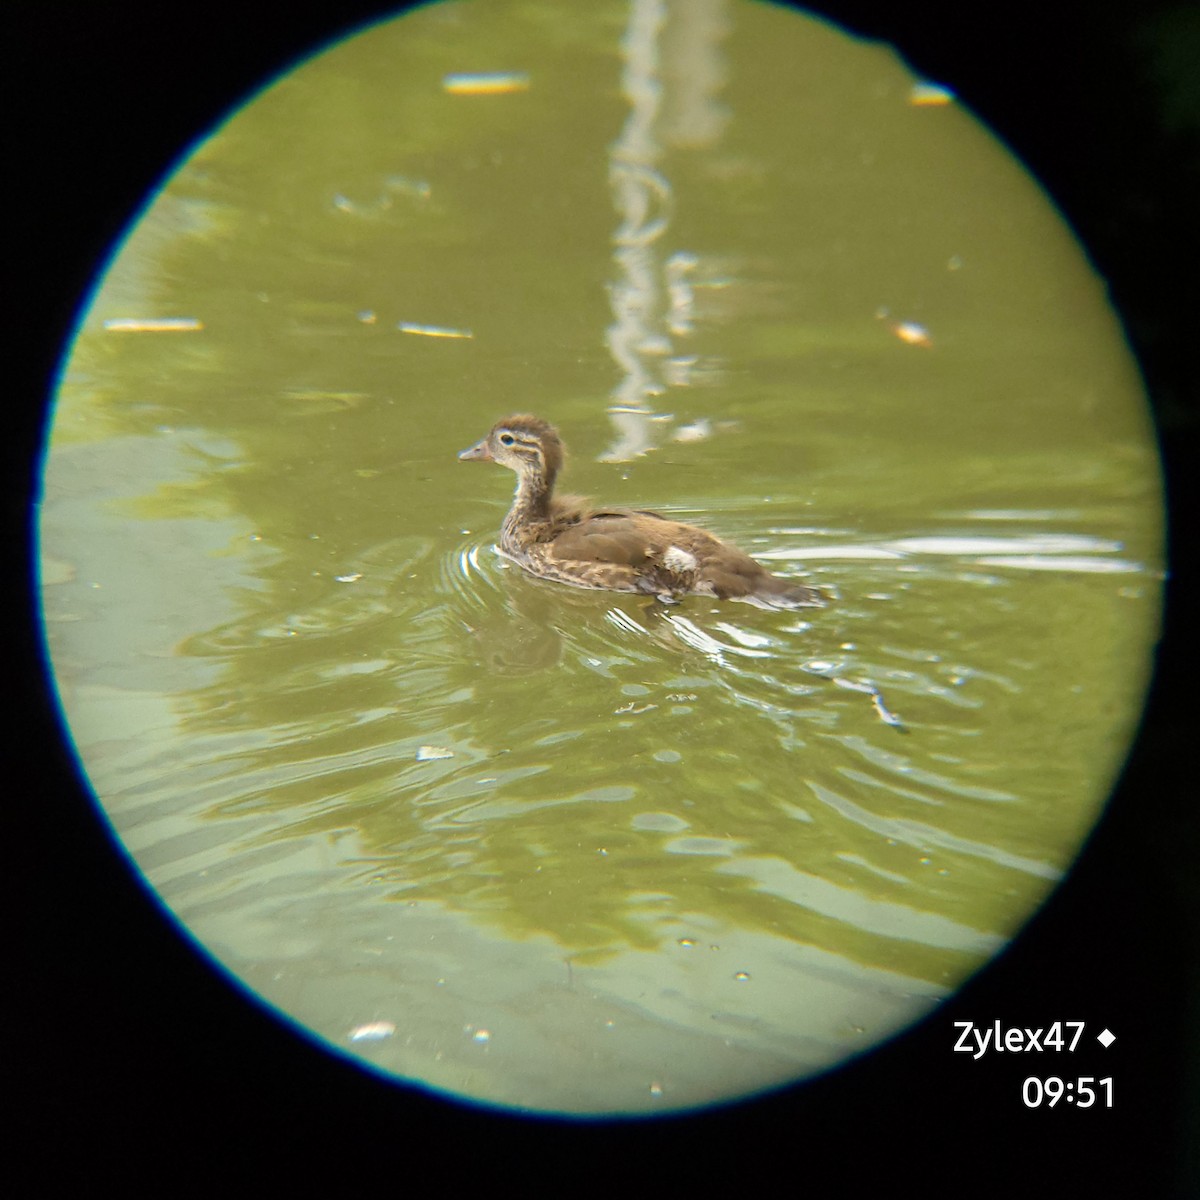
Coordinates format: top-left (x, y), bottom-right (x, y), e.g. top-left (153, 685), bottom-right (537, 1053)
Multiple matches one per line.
top-left (741, 573), bottom-right (825, 610)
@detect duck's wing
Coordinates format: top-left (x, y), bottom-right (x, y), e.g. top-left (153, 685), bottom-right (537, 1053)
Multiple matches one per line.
top-left (544, 511), bottom-right (676, 568)
top-left (541, 504), bottom-right (824, 607)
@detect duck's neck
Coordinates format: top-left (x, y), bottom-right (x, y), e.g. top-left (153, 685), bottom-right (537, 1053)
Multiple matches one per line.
top-left (503, 464), bottom-right (555, 540)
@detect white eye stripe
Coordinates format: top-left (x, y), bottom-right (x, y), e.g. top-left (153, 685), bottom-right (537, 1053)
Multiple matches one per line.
top-left (499, 432), bottom-right (540, 451)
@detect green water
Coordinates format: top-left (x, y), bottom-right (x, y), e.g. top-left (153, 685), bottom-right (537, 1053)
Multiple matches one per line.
top-left (39, 0), bottom-right (1161, 1114)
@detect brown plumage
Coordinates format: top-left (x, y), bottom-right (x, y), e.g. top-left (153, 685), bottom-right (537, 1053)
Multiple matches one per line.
top-left (458, 415), bottom-right (823, 610)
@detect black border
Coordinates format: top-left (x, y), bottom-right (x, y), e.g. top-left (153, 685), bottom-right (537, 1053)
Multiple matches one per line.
top-left (11, 1), bottom-right (1196, 1191)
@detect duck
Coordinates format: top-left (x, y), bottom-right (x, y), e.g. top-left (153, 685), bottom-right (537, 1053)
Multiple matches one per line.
top-left (458, 415), bottom-right (823, 610)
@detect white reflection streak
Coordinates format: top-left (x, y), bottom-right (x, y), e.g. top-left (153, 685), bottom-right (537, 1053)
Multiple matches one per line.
top-left (605, 0), bottom-right (669, 461)
top-left (757, 531), bottom-right (1146, 576)
top-left (458, 545), bottom-right (481, 579)
top-left (666, 614), bottom-right (770, 661)
top-left (603, 1), bottom-right (730, 461)
top-left (605, 607), bottom-right (648, 636)
top-left (808, 781), bottom-right (1062, 881)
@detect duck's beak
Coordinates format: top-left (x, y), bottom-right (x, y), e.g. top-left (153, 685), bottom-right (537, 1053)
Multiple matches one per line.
top-left (458, 438), bottom-right (492, 462)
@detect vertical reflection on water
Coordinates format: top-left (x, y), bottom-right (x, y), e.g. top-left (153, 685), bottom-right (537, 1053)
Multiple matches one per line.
top-left (607, 0), bottom-right (669, 458)
top-left (604, 0), bottom-right (729, 460)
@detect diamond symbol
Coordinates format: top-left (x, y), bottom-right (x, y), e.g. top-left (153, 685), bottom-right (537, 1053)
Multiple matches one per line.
top-left (1097, 1028), bottom-right (1116, 1048)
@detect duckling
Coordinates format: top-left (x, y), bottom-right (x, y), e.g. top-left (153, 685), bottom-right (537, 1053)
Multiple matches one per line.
top-left (458, 415), bottom-right (823, 609)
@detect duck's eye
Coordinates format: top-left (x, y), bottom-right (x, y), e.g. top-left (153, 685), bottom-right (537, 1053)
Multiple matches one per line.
top-left (499, 433), bottom-right (515, 446)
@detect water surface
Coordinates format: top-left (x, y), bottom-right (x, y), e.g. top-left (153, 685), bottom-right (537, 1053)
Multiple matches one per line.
top-left (39, 0), bottom-right (1161, 1114)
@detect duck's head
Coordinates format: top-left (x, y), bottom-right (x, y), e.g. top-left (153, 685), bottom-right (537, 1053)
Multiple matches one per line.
top-left (459, 414), bottom-right (565, 485)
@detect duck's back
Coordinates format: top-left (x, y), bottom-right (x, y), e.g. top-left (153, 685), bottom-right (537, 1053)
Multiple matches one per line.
top-left (514, 503), bottom-right (821, 608)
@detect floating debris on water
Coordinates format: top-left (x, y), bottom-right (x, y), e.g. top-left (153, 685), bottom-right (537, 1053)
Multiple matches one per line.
top-left (398, 322), bottom-right (474, 339)
top-left (349, 1021), bottom-right (396, 1042)
top-left (874, 307), bottom-right (933, 347)
top-left (416, 745), bottom-right (455, 761)
top-left (871, 690), bottom-right (907, 730)
top-left (443, 72), bottom-right (530, 95)
top-left (891, 320), bottom-right (932, 347)
top-left (833, 676), bottom-right (907, 731)
top-left (103, 317), bottom-right (203, 332)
